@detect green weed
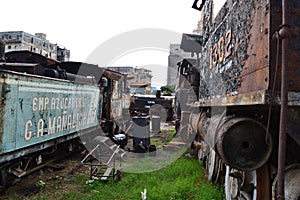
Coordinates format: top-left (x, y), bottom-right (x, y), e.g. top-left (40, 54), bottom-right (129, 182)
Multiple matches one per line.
top-left (29, 155), bottom-right (224, 200)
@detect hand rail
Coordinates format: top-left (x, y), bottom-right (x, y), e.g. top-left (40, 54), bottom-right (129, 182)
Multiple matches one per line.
top-left (81, 143), bottom-right (121, 167)
top-left (106, 145), bottom-right (120, 166)
top-left (81, 144), bottom-right (100, 164)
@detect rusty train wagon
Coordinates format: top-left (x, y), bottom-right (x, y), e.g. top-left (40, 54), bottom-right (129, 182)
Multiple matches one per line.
top-left (177, 0), bottom-right (300, 199)
top-left (0, 49), bottom-right (128, 191)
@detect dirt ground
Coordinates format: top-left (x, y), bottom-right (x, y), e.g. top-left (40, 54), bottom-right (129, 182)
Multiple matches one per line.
top-left (0, 123), bottom-right (176, 200)
top-left (0, 152), bottom-right (89, 200)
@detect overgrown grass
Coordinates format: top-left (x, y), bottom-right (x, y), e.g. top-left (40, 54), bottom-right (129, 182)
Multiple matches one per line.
top-left (32, 155), bottom-right (224, 200)
top-left (151, 127), bottom-right (176, 148)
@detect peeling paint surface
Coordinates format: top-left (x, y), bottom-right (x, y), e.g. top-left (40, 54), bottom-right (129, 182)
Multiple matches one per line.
top-left (0, 71), bottom-right (100, 155)
top-left (199, 0), bottom-right (270, 101)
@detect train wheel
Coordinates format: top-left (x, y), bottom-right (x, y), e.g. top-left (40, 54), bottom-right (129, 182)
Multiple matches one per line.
top-left (113, 169), bottom-right (123, 181)
top-left (179, 124), bottom-right (193, 143)
top-left (225, 164), bottom-right (269, 200)
top-left (215, 159), bottom-right (225, 184)
top-left (116, 170), bottom-right (123, 181)
top-left (197, 143), bottom-right (205, 162)
top-left (225, 165), bottom-right (247, 200)
top-left (197, 140), bottom-right (210, 166)
top-left (206, 149), bottom-right (220, 182)
top-left (272, 164), bottom-right (300, 199)
top-left (195, 136), bottom-right (205, 162)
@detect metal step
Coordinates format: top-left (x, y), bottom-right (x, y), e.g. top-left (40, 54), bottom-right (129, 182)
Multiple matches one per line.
top-left (120, 152), bottom-right (127, 158)
top-left (101, 167), bottom-right (113, 181)
top-left (118, 149), bottom-right (127, 157)
top-left (108, 144), bottom-right (118, 150)
top-left (10, 167), bottom-right (26, 178)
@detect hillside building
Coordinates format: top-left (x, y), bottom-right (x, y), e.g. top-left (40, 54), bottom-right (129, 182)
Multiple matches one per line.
top-left (0, 31), bottom-right (70, 61)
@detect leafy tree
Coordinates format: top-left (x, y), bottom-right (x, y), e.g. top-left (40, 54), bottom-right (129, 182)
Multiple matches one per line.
top-left (161, 85), bottom-right (175, 93)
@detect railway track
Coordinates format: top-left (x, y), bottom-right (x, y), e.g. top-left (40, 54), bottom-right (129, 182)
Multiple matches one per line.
top-left (0, 139), bottom-right (86, 195)
top-left (0, 152), bottom-right (88, 199)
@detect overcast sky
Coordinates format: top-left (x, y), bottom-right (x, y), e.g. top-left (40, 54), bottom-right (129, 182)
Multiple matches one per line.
top-left (1, 0), bottom-right (225, 85)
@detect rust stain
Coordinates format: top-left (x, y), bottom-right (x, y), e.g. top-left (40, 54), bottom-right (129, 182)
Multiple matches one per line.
top-left (0, 73), bottom-right (6, 150)
top-left (199, 90), bottom-right (268, 107)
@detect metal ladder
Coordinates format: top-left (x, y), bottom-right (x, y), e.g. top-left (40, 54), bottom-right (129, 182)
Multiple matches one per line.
top-left (81, 136), bottom-right (126, 183)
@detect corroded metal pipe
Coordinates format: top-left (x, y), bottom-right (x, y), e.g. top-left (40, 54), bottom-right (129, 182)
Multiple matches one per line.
top-left (190, 113), bottom-right (272, 171)
top-left (216, 118), bottom-right (272, 171)
top-left (277, 0), bottom-right (289, 198)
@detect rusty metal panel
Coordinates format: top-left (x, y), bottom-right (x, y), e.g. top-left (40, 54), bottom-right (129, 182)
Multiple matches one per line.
top-left (199, 0), bottom-right (270, 104)
top-left (270, 0), bottom-right (300, 93)
top-left (239, 67), bottom-right (269, 94)
top-left (111, 99), bottom-right (122, 120)
top-left (0, 72), bottom-right (17, 152)
top-left (197, 89), bottom-right (300, 107)
top-left (287, 106), bottom-right (300, 147)
top-left (198, 90), bottom-right (269, 107)
top-left (0, 70), bottom-right (100, 155)
top-left (5, 50), bottom-right (58, 66)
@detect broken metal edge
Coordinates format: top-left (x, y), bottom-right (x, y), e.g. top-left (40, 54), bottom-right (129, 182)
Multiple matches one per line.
top-left (191, 90), bottom-right (300, 107)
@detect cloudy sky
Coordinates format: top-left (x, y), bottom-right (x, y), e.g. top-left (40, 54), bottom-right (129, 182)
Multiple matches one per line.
top-left (2, 0), bottom-right (225, 85)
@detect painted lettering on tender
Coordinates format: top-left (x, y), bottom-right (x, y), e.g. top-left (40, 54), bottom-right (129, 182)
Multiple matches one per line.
top-left (210, 28), bottom-right (232, 69)
top-left (24, 91), bottom-right (98, 141)
top-left (24, 109), bottom-right (97, 141)
top-left (24, 120), bottom-right (33, 140)
top-left (32, 96), bottom-right (86, 112)
top-left (225, 29), bottom-right (232, 59)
